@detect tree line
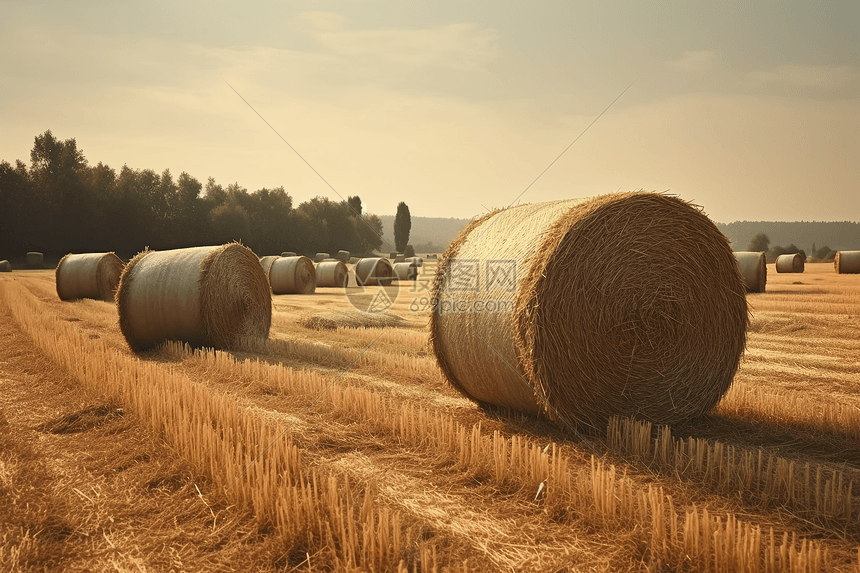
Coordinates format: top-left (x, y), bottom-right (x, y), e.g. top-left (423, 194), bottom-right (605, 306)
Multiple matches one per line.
top-left (0, 131), bottom-right (391, 260)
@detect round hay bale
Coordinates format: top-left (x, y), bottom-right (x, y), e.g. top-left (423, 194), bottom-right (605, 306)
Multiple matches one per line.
top-left (314, 252), bottom-right (330, 263)
top-left (259, 255), bottom-right (280, 276)
top-left (409, 257), bottom-right (424, 267)
top-left (281, 251), bottom-right (297, 257)
top-left (0, 260), bottom-right (11, 272)
top-left (348, 256), bottom-right (362, 265)
top-left (389, 251), bottom-right (399, 260)
top-left (775, 253), bottom-right (804, 273)
top-left (116, 243), bottom-right (271, 352)
top-left (427, 254), bottom-right (438, 259)
top-left (336, 250), bottom-right (350, 263)
top-left (733, 251), bottom-right (767, 293)
top-left (26, 252), bottom-right (43, 268)
top-left (354, 257), bottom-right (395, 286)
top-left (315, 260), bottom-right (348, 287)
top-left (834, 251), bottom-right (860, 274)
top-left (270, 256), bottom-right (316, 294)
top-left (393, 261), bottom-right (419, 281)
top-left (430, 192), bottom-right (748, 431)
top-left (56, 252), bottom-right (125, 301)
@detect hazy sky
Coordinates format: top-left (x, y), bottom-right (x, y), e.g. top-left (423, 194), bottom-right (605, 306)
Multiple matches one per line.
top-left (2, 1), bottom-right (857, 222)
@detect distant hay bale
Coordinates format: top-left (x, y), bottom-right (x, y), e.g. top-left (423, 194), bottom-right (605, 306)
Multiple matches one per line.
top-left (26, 252), bottom-right (43, 268)
top-left (393, 261), bottom-right (419, 281)
top-left (409, 257), bottom-right (424, 267)
top-left (775, 253), bottom-right (805, 273)
top-left (394, 254), bottom-right (406, 263)
top-left (348, 256), bottom-right (361, 265)
top-left (298, 310), bottom-right (411, 330)
top-left (116, 243), bottom-right (271, 352)
top-left (336, 250), bottom-right (350, 263)
top-left (834, 251), bottom-right (860, 274)
top-left (354, 257), bottom-right (395, 286)
top-left (270, 256), bottom-right (316, 294)
top-left (56, 252), bottom-right (125, 301)
top-left (733, 251), bottom-right (767, 293)
top-left (315, 260), bottom-right (348, 287)
top-left (0, 260), bottom-right (12, 272)
top-left (389, 251), bottom-right (398, 260)
top-left (281, 251), bottom-right (296, 257)
top-left (259, 255), bottom-right (280, 275)
top-left (427, 254), bottom-right (438, 259)
top-left (314, 252), bottom-right (330, 263)
top-left (430, 192), bottom-right (748, 431)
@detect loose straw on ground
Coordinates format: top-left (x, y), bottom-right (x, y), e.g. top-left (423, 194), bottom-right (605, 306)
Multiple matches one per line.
top-left (733, 251), bottom-right (767, 293)
top-left (56, 252), bottom-right (125, 301)
top-left (315, 260), bottom-right (348, 287)
top-left (116, 243), bottom-right (272, 352)
top-left (834, 251), bottom-right (860, 274)
top-left (430, 192), bottom-right (748, 431)
top-left (270, 256), bottom-right (316, 294)
top-left (775, 253), bottom-right (804, 273)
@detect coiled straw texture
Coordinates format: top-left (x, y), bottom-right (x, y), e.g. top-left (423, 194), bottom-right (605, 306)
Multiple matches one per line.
top-left (430, 192), bottom-right (748, 431)
top-left (354, 258), bottom-right (395, 286)
top-left (733, 251), bottom-right (767, 293)
top-left (56, 252), bottom-right (125, 301)
top-left (834, 251), bottom-right (860, 274)
top-left (116, 243), bottom-right (272, 352)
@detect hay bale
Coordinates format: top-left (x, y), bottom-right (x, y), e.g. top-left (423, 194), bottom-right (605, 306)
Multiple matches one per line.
top-left (0, 260), bottom-right (11, 272)
top-left (281, 251), bottom-right (297, 257)
top-left (427, 254), bottom-right (438, 259)
top-left (409, 257), bottom-right (424, 267)
top-left (389, 251), bottom-right (399, 260)
top-left (55, 252), bottom-right (125, 301)
top-left (834, 251), bottom-right (860, 274)
top-left (26, 252), bottom-right (43, 268)
top-left (430, 192), bottom-right (748, 430)
top-left (393, 261), bottom-right (419, 281)
top-left (298, 310), bottom-right (410, 330)
top-left (116, 243), bottom-right (271, 352)
top-left (314, 252), bottom-right (330, 263)
top-left (270, 256), bottom-right (316, 294)
top-left (394, 254), bottom-right (406, 263)
top-left (354, 257), bottom-right (395, 287)
top-left (348, 256), bottom-right (361, 265)
top-left (315, 260), bottom-right (348, 287)
top-left (336, 250), bottom-right (350, 263)
top-left (733, 251), bottom-right (767, 293)
top-left (259, 255), bottom-right (280, 275)
top-left (775, 253), bottom-right (804, 273)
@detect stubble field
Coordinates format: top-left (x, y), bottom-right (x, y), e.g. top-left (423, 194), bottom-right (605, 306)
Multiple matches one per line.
top-left (1, 261), bottom-right (859, 572)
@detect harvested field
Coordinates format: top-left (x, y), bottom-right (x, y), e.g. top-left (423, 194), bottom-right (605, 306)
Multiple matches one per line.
top-left (1, 261), bottom-right (859, 572)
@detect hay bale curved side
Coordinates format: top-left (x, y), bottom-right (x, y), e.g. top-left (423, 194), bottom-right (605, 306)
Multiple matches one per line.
top-left (430, 192), bottom-right (748, 430)
top-left (270, 256), bottom-right (316, 294)
top-left (56, 252), bottom-right (125, 301)
top-left (259, 255), bottom-right (280, 276)
top-left (116, 243), bottom-right (271, 352)
top-left (354, 257), bottom-right (395, 286)
top-left (834, 251), bottom-right (860, 274)
top-left (393, 261), bottom-right (419, 281)
top-left (315, 260), bottom-right (348, 287)
top-left (0, 260), bottom-right (12, 272)
top-left (733, 251), bottom-right (767, 293)
top-left (26, 252), bottom-right (43, 268)
top-left (775, 253), bottom-right (804, 273)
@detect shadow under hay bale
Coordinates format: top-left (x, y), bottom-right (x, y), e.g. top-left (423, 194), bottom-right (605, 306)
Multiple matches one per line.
top-left (775, 253), bottom-right (805, 273)
top-left (298, 310), bottom-right (413, 330)
top-left (116, 243), bottom-right (271, 352)
top-left (315, 260), bottom-right (348, 287)
top-left (834, 251), bottom-right (860, 274)
top-left (0, 260), bottom-right (11, 272)
top-left (733, 251), bottom-right (767, 293)
top-left (430, 192), bottom-right (748, 431)
top-left (270, 256), bottom-right (316, 294)
top-left (26, 251), bottom-right (43, 268)
top-left (354, 258), bottom-right (395, 286)
top-left (56, 252), bottom-right (125, 302)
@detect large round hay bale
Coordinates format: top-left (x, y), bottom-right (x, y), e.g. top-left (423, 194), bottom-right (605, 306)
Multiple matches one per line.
top-left (336, 250), bottom-right (350, 263)
top-left (26, 252), bottom-right (43, 268)
top-left (281, 251), bottom-right (297, 257)
top-left (775, 253), bottom-right (804, 273)
top-left (834, 251), bottom-right (860, 274)
top-left (0, 260), bottom-right (11, 272)
top-left (116, 243), bottom-right (271, 352)
top-left (56, 252), bottom-right (125, 301)
top-left (393, 261), bottom-right (419, 281)
top-left (259, 255), bottom-right (280, 275)
top-left (270, 256), bottom-right (316, 294)
top-left (354, 258), bottom-right (395, 286)
top-left (315, 260), bottom-right (348, 287)
top-left (314, 252), bottom-right (330, 263)
top-left (430, 192), bottom-right (748, 431)
top-left (733, 251), bottom-right (767, 293)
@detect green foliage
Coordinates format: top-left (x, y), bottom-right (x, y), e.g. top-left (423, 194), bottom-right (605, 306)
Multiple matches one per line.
top-left (347, 195), bottom-right (362, 216)
top-left (767, 243), bottom-right (806, 264)
top-left (746, 233), bottom-right (770, 252)
top-left (394, 201), bottom-right (411, 253)
top-left (815, 245), bottom-right (833, 260)
top-left (404, 245), bottom-right (415, 258)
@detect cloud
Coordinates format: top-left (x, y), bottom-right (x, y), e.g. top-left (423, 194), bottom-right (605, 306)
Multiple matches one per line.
top-left (746, 64), bottom-right (860, 91)
top-left (667, 50), bottom-right (719, 72)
